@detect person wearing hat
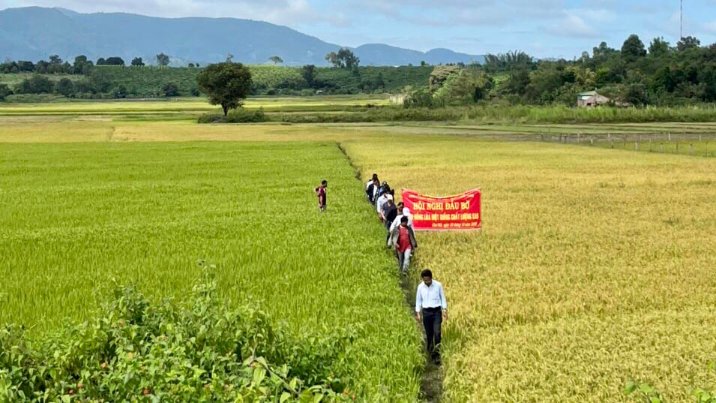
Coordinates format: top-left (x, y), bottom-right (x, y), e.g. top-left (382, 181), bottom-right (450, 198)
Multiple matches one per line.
top-left (415, 269), bottom-right (447, 364)
top-left (314, 179), bottom-right (327, 212)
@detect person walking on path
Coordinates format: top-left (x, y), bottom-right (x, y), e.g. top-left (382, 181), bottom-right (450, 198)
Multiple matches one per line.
top-left (415, 269), bottom-right (447, 365)
top-left (365, 173), bottom-right (379, 194)
top-left (314, 180), bottom-right (327, 212)
top-left (389, 203), bottom-right (413, 234)
top-left (389, 216), bottom-right (417, 273)
top-left (376, 188), bottom-right (393, 222)
top-left (383, 198), bottom-right (398, 243)
top-left (366, 178), bottom-right (380, 204)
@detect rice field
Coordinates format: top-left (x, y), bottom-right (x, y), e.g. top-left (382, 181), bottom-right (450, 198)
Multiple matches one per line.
top-left (342, 136), bottom-right (716, 402)
top-left (1, 99), bottom-right (716, 401)
top-left (0, 140), bottom-right (422, 400)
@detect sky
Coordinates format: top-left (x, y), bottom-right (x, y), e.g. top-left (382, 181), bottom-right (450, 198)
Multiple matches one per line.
top-left (2, 0), bottom-right (715, 58)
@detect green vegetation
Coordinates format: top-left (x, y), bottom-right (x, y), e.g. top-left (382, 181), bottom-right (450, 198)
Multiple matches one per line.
top-left (343, 133), bottom-right (716, 401)
top-left (197, 62), bottom-right (253, 115)
top-left (2, 96), bottom-right (716, 401)
top-left (1, 270), bottom-right (350, 401)
top-left (0, 140), bottom-right (422, 399)
top-left (0, 63), bottom-right (432, 100)
top-left (400, 36), bottom-right (716, 108)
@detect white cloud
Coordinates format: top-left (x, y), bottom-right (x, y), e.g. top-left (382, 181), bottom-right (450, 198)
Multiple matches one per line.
top-left (545, 12), bottom-right (599, 38)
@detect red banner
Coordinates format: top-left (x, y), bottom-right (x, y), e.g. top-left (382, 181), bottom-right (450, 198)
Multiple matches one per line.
top-left (402, 189), bottom-right (482, 231)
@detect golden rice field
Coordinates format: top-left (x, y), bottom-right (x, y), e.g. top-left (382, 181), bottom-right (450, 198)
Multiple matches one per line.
top-left (1, 103), bottom-right (715, 401)
top-left (341, 135), bottom-right (716, 401)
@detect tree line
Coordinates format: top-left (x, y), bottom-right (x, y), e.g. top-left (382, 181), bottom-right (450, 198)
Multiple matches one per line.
top-left (406, 34), bottom-right (716, 108)
top-left (0, 53), bottom-right (175, 75)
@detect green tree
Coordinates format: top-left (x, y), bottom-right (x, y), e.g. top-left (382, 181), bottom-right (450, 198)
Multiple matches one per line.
top-left (73, 55), bottom-right (93, 74)
top-left (269, 56), bottom-right (283, 65)
top-left (301, 65), bottom-right (317, 88)
top-left (16, 75), bottom-right (54, 94)
top-left (325, 48), bottom-right (360, 69)
top-left (621, 83), bottom-right (649, 105)
top-left (100, 57), bottom-right (125, 66)
top-left (162, 82), bottom-right (179, 97)
top-left (113, 85), bottom-right (128, 99)
top-left (156, 53), bottom-right (170, 67)
top-left (621, 34), bottom-right (647, 62)
top-left (48, 55), bottom-right (65, 74)
top-left (677, 36), bottom-right (701, 51)
top-left (0, 83), bottom-right (12, 100)
top-left (505, 68), bottom-right (531, 96)
top-left (197, 62), bottom-right (253, 116)
top-left (429, 65), bottom-right (461, 90)
top-left (55, 78), bottom-right (75, 97)
top-left (434, 68), bottom-right (493, 105)
top-left (131, 57), bottom-right (145, 67)
top-left (648, 37), bottom-right (671, 57)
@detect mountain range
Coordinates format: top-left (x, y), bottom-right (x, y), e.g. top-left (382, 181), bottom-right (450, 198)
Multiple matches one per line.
top-left (0, 7), bottom-right (484, 66)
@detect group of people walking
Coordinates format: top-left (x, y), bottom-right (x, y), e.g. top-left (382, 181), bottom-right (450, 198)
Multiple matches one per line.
top-left (365, 174), bottom-right (418, 274)
top-left (365, 173), bottom-right (447, 365)
top-left (315, 175), bottom-right (447, 365)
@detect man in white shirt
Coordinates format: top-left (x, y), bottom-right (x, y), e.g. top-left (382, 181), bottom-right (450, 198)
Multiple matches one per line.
top-left (415, 269), bottom-right (447, 364)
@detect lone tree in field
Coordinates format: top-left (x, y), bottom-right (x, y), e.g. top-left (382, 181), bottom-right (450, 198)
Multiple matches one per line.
top-left (269, 56), bottom-right (283, 65)
top-left (325, 48), bottom-right (360, 69)
top-left (156, 53), bottom-right (170, 67)
top-left (197, 62), bottom-right (252, 116)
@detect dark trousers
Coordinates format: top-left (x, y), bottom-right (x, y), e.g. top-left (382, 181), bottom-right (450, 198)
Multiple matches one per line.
top-left (422, 308), bottom-right (442, 358)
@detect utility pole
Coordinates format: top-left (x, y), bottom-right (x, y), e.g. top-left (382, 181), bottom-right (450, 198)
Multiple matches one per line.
top-left (680, 0), bottom-right (684, 39)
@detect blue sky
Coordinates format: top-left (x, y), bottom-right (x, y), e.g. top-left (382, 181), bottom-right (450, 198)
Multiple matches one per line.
top-left (2, 0), bottom-right (715, 58)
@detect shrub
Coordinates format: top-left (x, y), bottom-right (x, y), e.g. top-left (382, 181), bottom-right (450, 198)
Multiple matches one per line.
top-left (0, 267), bottom-right (350, 401)
top-left (198, 108), bottom-right (267, 124)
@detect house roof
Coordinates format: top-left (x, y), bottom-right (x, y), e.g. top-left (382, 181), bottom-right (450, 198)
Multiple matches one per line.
top-left (579, 90), bottom-right (599, 96)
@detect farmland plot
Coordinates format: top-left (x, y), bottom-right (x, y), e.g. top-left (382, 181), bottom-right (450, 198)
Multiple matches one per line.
top-left (0, 141), bottom-right (422, 400)
top-left (343, 137), bottom-right (716, 402)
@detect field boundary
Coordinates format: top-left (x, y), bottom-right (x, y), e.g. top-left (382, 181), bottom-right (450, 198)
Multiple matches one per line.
top-left (336, 142), bottom-right (444, 402)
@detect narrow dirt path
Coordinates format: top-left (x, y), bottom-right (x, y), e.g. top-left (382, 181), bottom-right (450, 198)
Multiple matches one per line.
top-left (337, 142), bottom-right (444, 402)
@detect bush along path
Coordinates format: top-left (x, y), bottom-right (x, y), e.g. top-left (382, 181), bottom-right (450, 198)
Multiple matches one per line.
top-left (337, 142), bottom-right (444, 402)
top-left (0, 266), bottom-right (353, 402)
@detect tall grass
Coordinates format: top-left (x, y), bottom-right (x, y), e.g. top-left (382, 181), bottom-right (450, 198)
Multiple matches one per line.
top-left (275, 104), bottom-right (716, 124)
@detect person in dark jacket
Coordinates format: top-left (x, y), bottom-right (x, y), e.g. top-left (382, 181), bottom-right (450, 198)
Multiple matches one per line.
top-left (383, 198), bottom-right (398, 243)
top-left (389, 216), bottom-right (418, 274)
top-left (366, 178), bottom-right (380, 203)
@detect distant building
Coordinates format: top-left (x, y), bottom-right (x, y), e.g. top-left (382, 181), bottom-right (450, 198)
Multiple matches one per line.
top-left (577, 90), bottom-right (610, 107)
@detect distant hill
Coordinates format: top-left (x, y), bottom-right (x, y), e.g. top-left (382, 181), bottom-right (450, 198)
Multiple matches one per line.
top-left (0, 7), bottom-right (484, 66)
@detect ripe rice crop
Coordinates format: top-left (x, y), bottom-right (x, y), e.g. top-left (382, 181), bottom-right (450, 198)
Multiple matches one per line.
top-left (3, 101), bottom-right (716, 401)
top-left (0, 141), bottom-right (422, 400)
top-left (342, 137), bottom-right (716, 401)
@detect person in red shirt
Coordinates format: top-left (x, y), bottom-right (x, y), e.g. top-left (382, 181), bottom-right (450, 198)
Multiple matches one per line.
top-left (314, 180), bottom-right (327, 212)
top-left (389, 216), bottom-right (418, 273)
